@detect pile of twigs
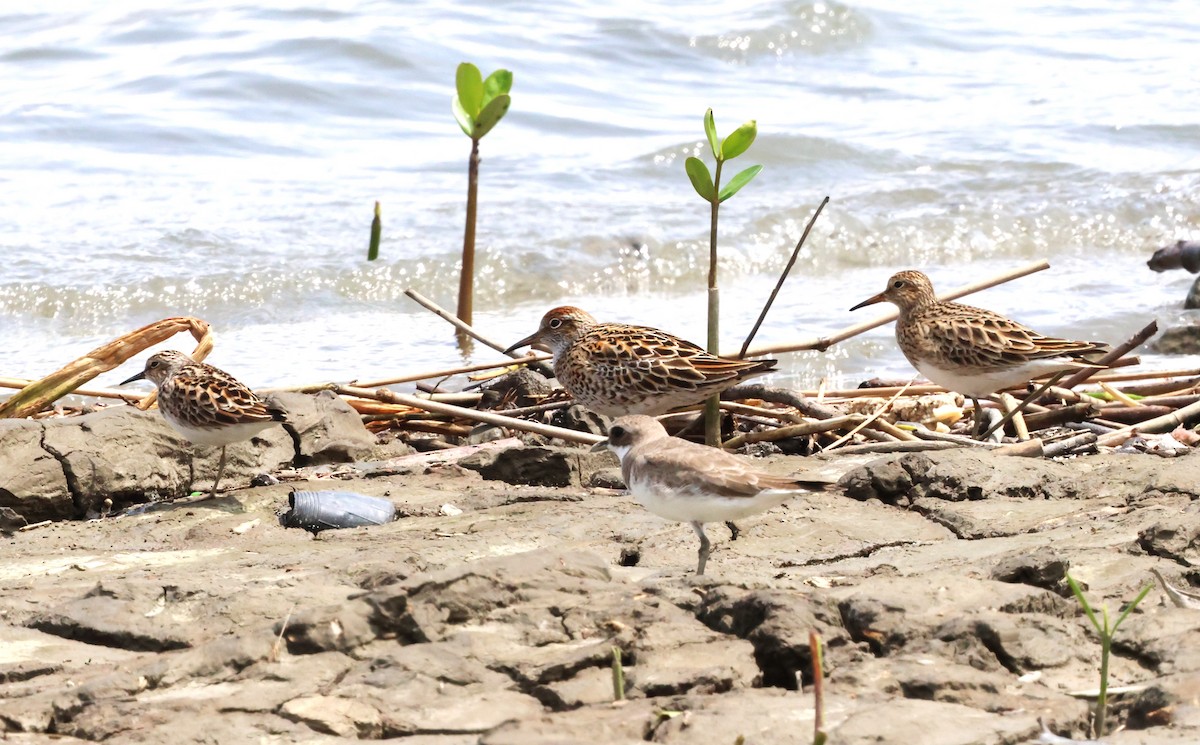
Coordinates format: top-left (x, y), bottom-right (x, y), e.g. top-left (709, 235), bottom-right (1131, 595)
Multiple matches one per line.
top-left (2, 260), bottom-right (1197, 459)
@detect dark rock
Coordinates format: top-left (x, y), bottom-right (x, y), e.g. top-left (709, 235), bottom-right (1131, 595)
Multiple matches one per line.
top-left (272, 390), bottom-right (374, 465)
top-left (590, 466), bottom-right (624, 489)
top-left (1152, 324), bottom-right (1200, 354)
top-left (1148, 240), bottom-right (1200, 274)
top-left (459, 445), bottom-right (580, 487)
top-left (278, 601), bottom-right (377, 655)
top-left (0, 504), bottom-right (28, 533)
top-left (0, 420), bottom-right (74, 522)
top-left (930, 614), bottom-right (1076, 674)
top-left (698, 588), bottom-right (850, 690)
top-left (481, 368), bottom-right (555, 407)
top-left (551, 404), bottom-right (609, 436)
top-left (26, 581), bottom-right (195, 653)
top-left (990, 546), bottom-right (1070, 593)
top-left (1139, 522), bottom-right (1200, 566)
top-left (840, 450), bottom-right (1081, 505)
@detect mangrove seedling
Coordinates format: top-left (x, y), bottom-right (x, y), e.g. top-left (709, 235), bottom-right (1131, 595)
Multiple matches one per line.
top-left (810, 630), bottom-right (828, 745)
top-left (1066, 574), bottom-right (1154, 737)
top-left (611, 646), bottom-right (626, 702)
top-left (367, 201), bottom-right (381, 261)
top-left (684, 108), bottom-right (762, 445)
top-left (452, 62), bottom-right (512, 335)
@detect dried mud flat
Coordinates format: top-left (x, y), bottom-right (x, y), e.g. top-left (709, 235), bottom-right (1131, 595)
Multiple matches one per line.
top-left (4, 439), bottom-right (1200, 744)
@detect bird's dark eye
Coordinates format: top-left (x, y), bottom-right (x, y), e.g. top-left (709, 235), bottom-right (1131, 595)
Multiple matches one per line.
top-left (609, 426), bottom-right (625, 439)
top-left (892, 280), bottom-right (905, 289)
top-left (548, 318), bottom-right (563, 329)
top-left (149, 360), bottom-right (160, 368)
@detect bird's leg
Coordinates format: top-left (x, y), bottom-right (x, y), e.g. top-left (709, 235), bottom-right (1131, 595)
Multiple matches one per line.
top-left (209, 445), bottom-right (228, 500)
top-left (979, 372), bottom-right (1069, 441)
top-left (725, 521), bottom-right (740, 541)
top-left (692, 521), bottom-right (710, 576)
top-left (970, 396), bottom-right (985, 438)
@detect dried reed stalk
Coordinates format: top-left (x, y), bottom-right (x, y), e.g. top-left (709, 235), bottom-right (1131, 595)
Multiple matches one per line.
top-left (405, 288), bottom-right (535, 358)
top-left (349, 353), bottom-right (547, 389)
top-left (0, 317), bottom-right (211, 419)
top-left (334, 384), bottom-right (603, 445)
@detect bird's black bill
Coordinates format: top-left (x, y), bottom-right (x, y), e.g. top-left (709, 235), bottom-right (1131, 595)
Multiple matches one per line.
top-left (120, 371), bottom-right (146, 385)
top-left (849, 292), bottom-right (886, 312)
top-left (503, 331), bottom-right (539, 355)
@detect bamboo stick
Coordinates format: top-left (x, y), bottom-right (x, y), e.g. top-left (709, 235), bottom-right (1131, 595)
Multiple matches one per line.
top-left (823, 380), bottom-right (913, 451)
top-left (333, 385), bottom-right (603, 445)
top-left (743, 259), bottom-right (1050, 357)
top-left (1058, 320), bottom-right (1157, 390)
top-left (0, 377), bottom-right (147, 401)
top-left (405, 288), bottom-right (532, 358)
top-left (1095, 397), bottom-right (1200, 447)
top-left (722, 414), bottom-right (865, 448)
top-left (349, 353), bottom-right (548, 389)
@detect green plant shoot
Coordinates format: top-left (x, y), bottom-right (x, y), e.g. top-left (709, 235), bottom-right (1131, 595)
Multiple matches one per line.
top-left (367, 201), bottom-right (381, 261)
top-left (1066, 574), bottom-right (1154, 738)
top-left (611, 646), bottom-right (626, 701)
top-left (684, 108), bottom-right (763, 445)
top-left (452, 62), bottom-right (512, 336)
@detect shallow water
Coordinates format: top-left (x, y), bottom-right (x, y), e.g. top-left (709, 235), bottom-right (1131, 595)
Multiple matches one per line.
top-left (2, 0), bottom-right (1199, 396)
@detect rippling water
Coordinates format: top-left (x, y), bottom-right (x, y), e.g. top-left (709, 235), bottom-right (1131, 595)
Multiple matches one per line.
top-left (3, 0), bottom-right (1199, 397)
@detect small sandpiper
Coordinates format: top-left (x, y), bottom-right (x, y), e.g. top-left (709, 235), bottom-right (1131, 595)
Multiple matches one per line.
top-left (504, 306), bottom-right (776, 417)
top-left (122, 350), bottom-right (288, 499)
top-left (593, 415), bottom-right (836, 576)
top-left (850, 270), bottom-right (1107, 435)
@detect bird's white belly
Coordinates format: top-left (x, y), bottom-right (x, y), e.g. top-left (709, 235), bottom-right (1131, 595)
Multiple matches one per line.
top-left (914, 358), bottom-right (1080, 398)
top-left (161, 413), bottom-right (277, 447)
top-left (628, 479), bottom-right (794, 524)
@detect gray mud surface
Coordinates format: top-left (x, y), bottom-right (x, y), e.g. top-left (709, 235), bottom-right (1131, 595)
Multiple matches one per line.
top-left (4, 412), bottom-right (1200, 744)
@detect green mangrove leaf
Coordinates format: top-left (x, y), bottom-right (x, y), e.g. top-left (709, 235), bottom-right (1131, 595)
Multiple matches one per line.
top-left (718, 164), bottom-right (762, 202)
top-left (452, 97), bottom-right (475, 137)
top-left (473, 94), bottom-right (511, 139)
top-left (685, 156), bottom-right (715, 201)
top-left (455, 62), bottom-right (483, 116)
top-left (720, 120), bottom-right (757, 160)
top-left (368, 201), bottom-right (381, 261)
top-left (482, 69), bottom-right (513, 105)
top-left (703, 108), bottom-right (719, 160)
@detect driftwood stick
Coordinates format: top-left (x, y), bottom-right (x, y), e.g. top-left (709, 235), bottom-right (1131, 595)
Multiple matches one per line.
top-left (743, 259), bottom-right (1050, 357)
top-left (722, 414), bottom-right (865, 448)
top-left (1043, 431), bottom-right (1098, 458)
top-left (1095, 397), bottom-right (1200, 447)
top-left (1059, 320), bottom-right (1157, 390)
top-left (823, 380), bottom-right (913, 452)
top-left (908, 427), bottom-right (999, 449)
top-left (334, 385), bottom-right (602, 445)
top-left (404, 288), bottom-right (530, 358)
top-left (0, 377), bottom-right (148, 401)
top-left (738, 196), bottom-right (829, 359)
top-left (351, 353), bottom-right (548, 389)
top-left (827, 440), bottom-right (962, 455)
top-left (721, 384), bottom-right (841, 420)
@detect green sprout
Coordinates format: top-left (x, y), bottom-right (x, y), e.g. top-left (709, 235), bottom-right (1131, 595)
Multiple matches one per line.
top-left (1066, 574), bottom-right (1154, 737)
top-left (611, 646), bottom-right (626, 701)
top-left (367, 201), bottom-right (381, 261)
top-left (452, 62), bottom-right (512, 335)
top-left (684, 108), bottom-right (762, 445)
